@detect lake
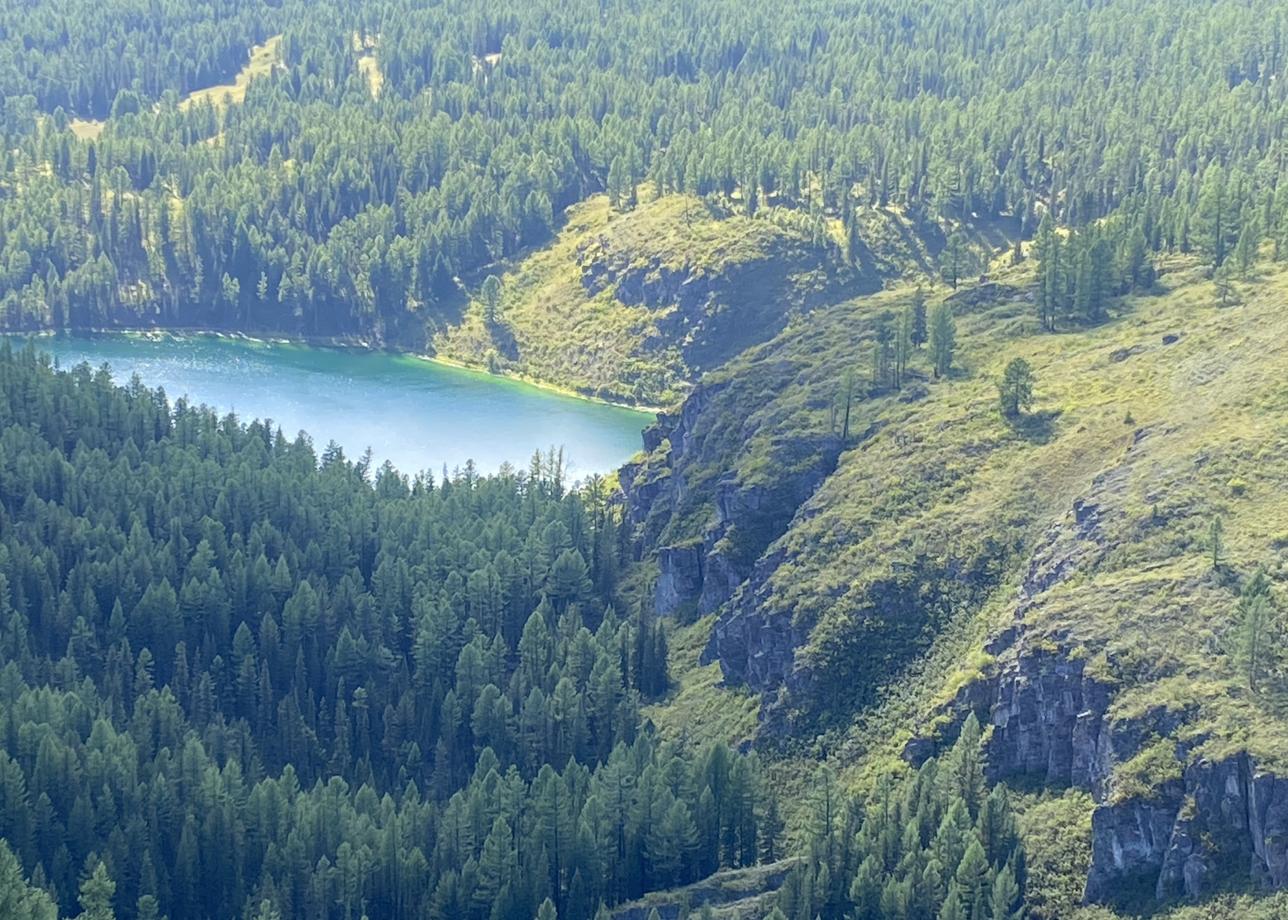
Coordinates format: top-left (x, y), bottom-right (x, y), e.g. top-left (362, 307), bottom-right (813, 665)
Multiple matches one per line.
top-left (23, 334), bottom-right (651, 478)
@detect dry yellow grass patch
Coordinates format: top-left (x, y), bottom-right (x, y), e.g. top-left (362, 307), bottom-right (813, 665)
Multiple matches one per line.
top-left (351, 32), bottom-right (383, 99)
top-left (357, 55), bottom-right (383, 98)
top-left (178, 34), bottom-right (282, 111)
top-left (69, 118), bottom-right (105, 141)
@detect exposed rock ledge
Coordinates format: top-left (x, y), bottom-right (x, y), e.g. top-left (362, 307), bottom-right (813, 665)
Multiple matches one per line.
top-left (619, 381), bottom-right (840, 622)
top-left (914, 624), bottom-right (1288, 903)
top-left (907, 474), bottom-right (1288, 905)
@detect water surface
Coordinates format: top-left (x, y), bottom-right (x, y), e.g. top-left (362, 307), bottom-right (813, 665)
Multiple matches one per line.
top-left (26, 335), bottom-right (650, 477)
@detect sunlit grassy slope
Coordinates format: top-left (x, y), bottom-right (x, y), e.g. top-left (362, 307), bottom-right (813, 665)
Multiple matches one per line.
top-left (66, 34), bottom-right (282, 142)
top-left (431, 193), bottom-right (936, 406)
top-left (642, 249), bottom-right (1288, 917)
top-left (178, 34), bottom-right (282, 110)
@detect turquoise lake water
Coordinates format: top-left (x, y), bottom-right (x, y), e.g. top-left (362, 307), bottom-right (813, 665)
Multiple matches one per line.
top-left (24, 335), bottom-right (651, 478)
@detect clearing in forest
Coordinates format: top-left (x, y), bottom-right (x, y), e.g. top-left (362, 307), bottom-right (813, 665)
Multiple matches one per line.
top-left (63, 34), bottom-right (283, 140)
top-left (353, 32), bottom-right (383, 98)
top-left (178, 34), bottom-right (283, 110)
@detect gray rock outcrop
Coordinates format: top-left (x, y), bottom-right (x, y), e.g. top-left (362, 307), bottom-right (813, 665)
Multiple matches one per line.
top-left (908, 457), bottom-right (1288, 905)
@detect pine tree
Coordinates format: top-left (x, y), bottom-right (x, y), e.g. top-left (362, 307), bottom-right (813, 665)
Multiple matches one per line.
top-left (849, 854), bottom-right (883, 920)
top-left (953, 837), bottom-right (990, 909)
top-left (929, 304), bottom-right (956, 379)
top-left (253, 901), bottom-right (282, 920)
top-left (646, 795), bottom-right (698, 887)
top-left (1210, 516), bottom-right (1224, 569)
top-left (949, 714), bottom-right (986, 817)
top-left (1197, 163), bottom-right (1231, 271)
top-left (846, 210), bottom-right (864, 267)
top-left (937, 882), bottom-right (966, 920)
top-left (896, 306), bottom-right (914, 389)
top-left (76, 862), bottom-right (116, 920)
top-left (989, 863), bottom-right (1022, 920)
top-left (0, 841), bottom-right (56, 920)
top-left (1234, 571), bottom-right (1277, 692)
top-left (760, 789), bottom-right (785, 863)
top-left (940, 233), bottom-right (968, 289)
top-left (1235, 221), bottom-right (1258, 278)
top-left (911, 287), bottom-right (929, 348)
top-left (1214, 263), bottom-right (1237, 307)
top-left (1034, 215), bottom-right (1061, 331)
top-left (837, 370), bottom-right (857, 442)
top-left (997, 358), bottom-right (1034, 418)
top-left (475, 816), bottom-right (515, 913)
top-left (481, 275), bottom-right (503, 326)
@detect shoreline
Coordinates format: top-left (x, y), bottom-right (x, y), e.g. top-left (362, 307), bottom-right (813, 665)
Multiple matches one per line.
top-left (418, 352), bottom-right (666, 416)
top-left (11, 326), bottom-right (665, 416)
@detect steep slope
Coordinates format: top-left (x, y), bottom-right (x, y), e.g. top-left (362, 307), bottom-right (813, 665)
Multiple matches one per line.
top-left (620, 275), bottom-right (1012, 641)
top-left (431, 195), bottom-right (926, 406)
top-left (906, 265), bottom-right (1288, 910)
top-left (610, 860), bottom-right (800, 920)
top-left (634, 254), bottom-right (1288, 914)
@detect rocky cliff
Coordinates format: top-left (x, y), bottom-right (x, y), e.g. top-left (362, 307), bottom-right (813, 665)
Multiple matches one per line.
top-left (620, 377), bottom-right (841, 622)
top-left (925, 616), bottom-right (1288, 906)
top-left (908, 439), bottom-right (1288, 907)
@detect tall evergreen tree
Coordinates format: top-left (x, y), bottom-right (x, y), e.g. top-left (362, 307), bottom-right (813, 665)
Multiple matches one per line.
top-left (929, 304), bottom-right (956, 379)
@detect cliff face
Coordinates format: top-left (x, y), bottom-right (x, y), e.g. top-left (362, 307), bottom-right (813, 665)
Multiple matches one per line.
top-left (700, 545), bottom-right (810, 694)
top-left (612, 208), bottom-right (941, 620)
top-left (932, 621), bottom-right (1288, 905)
top-left (620, 379), bottom-right (840, 621)
top-left (909, 457), bottom-right (1288, 906)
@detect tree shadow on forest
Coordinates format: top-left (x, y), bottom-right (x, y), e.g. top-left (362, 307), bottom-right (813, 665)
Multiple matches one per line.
top-left (1008, 408), bottom-right (1060, 444)
top-left (486, 320), bottom-right (520, 360)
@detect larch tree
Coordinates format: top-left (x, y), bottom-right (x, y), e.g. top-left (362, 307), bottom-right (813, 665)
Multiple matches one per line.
top-left (929, 304), bottom-right (956, 379)
top-left (997, 357), bottom-right (1034, 418)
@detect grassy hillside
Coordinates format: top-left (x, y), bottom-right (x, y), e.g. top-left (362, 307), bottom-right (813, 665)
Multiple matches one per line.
top-left (431, 194), bottom-right (936, 406)
top-left (637, 248), bottom-right (1288, 916)
top-left (781, 254), bottom-right (1288, 754)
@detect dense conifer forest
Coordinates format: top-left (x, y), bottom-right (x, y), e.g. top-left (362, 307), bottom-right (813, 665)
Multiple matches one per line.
top-left (0, 1), bottom-right (272, 121)
top-left (0, 0), bottom-right (1285, 343)
top-left (0, 344), bottom-right (717, 918)
top-left (0, 346), bottom-right (1030, 919)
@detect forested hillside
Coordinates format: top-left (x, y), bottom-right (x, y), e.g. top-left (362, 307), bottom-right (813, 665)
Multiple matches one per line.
top-left (1, 0), bottom-right (1286, 396)
top-left (0, 0), bottom-right (272, 123)
top-left (0, 345), bottom-right (760, 919)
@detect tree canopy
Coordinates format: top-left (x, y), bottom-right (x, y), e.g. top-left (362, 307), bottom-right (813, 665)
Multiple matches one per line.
top-left (0, 344), bottom-right (772, 919)
top-left (0, 0), bottom-right (1284, 341)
